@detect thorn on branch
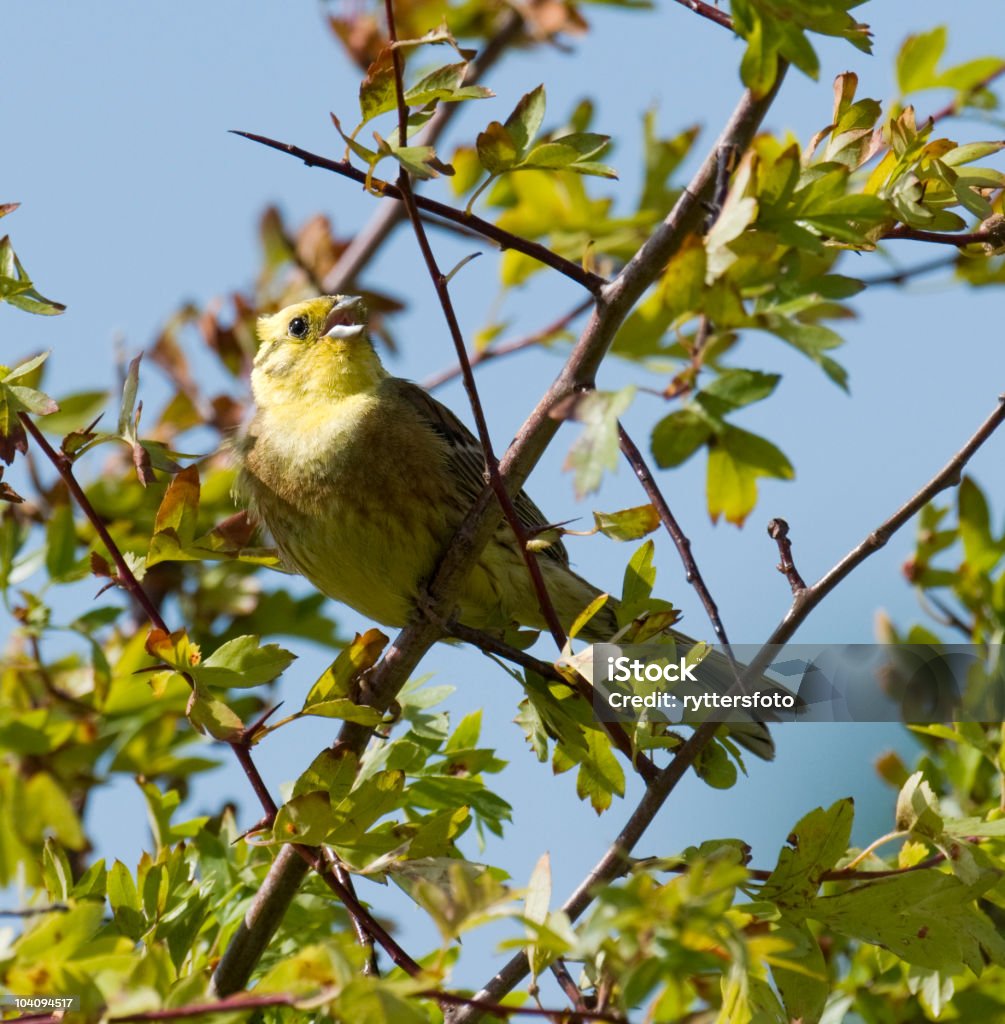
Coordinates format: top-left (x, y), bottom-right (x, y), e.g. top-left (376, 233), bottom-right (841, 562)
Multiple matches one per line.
top-left (767, 518), bottom-right (807, 595)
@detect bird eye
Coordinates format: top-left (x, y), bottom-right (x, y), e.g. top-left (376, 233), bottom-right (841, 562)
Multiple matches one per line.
top-left (288, 316), bottom-right (309, 339)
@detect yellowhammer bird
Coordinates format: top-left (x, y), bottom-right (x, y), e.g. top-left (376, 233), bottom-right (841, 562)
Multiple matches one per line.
top-left (234, 295), bottom-right (775, 759)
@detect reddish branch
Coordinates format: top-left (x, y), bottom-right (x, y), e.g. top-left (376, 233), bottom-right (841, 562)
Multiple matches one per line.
top-left (670, 0), bottom-right (733, 31)
top-left (105, 989), bottom-right (630, 1023)
top-left (381, 0), bottom-right (570, 650)
top-left (766, 518), bottom-right (807, 595)
top-left (232, 130), bottom-right (605, 294)
top-left (883, 225), bottom-right (1000, 247)
top-left (617, 423), bottom-right (735, 658)
top-left (424, 298), bottom-right (593, 391)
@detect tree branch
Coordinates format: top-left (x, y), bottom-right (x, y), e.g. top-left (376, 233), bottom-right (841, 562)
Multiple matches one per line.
top-left (448, 385), bottom-right (1005, 1023)
top-left (766, 517), bottom-right (806, 595)
top-left (883, 225), bottom-right (1000, 247)
top-left (382, 0), bottom-right (570, 650)
top-left (232, 131), bottom-right (605, 294)
top-left (669, 0), bottom-right (733, 30)
top-left (618, 423), bottom-right (734, 657)
top-left (216, 62), bottom-right (787, 1003)
top-left (424, 298), bottom-right (593, 391)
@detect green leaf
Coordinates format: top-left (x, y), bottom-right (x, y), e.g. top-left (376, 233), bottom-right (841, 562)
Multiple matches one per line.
top-left (187, 686), bottom-right (245, 741)
top-left (525, 852), bottom-right (553, 980)
top-left (405, 62), bottom-right (493, 108)
top-left (897, 27), bottom-right (946, 94)
top-left (44, 503), bottom-right (78, 581)
top-left (476, 121), bottom-right (519, 174)
top-left (809, 870), bottom-right (1005, 973)
top-left (146, 465), bottom-right (200, 566)
top-left (958, 476), bottom-right (1002, 572)
top-left (593, 504), bottom-right (660, 542)
top-left (303, 628), bottom-right (388, 708)
top-left (562, 386), bottom-right (635, 499)
top-left (621, 540), bottom-right (657, 617)
top-left (203, 634), bottom-right (296, 688)
top-left (108, 860), bottom-right (145, 940)
top-left (0, 236), bottom-right (65, 315)
top-left (505, 84), bottom-right (546, 155)
top-left (707, 425), bottom-right (794, 526)
top-left (895, 771), bottom-right (944, 839)
top-left (771, 919), bottom-right (829, 1023)
top-left (761, 798), bottom-right (854, 910)
top-left (651, 408), bottom-right (714, 468)
top-left (698, 369), bottom-right (781, 414)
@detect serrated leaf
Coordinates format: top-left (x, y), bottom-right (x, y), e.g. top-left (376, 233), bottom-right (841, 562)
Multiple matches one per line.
top-left (203, 634), bottom-right (296, 688)
top-left (761, 798), bottom-right (854, 909)
top-left (476, 121), bottom-right (519, 174)
top-left (304, 629), bottom-right (388, 708)
top-left (593, 504), bottom-right (660, 542)
top-left (707, 425), bottom-right (794, 526)
top-left (809, 869), bottom-right (1005, 973)
top-left (562, 386), bottom-right (635, 499)
top-left (505, 84), bottom-right (546, 155)
top-left (651, 408), bottom-right (714, 469)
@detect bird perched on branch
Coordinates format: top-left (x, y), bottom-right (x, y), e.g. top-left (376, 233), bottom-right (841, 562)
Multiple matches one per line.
top-left (234, 294), bottom-right (775, 759)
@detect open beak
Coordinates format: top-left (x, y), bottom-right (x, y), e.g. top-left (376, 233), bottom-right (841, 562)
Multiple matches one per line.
top-left (323, 295), bottom-right (366, 339)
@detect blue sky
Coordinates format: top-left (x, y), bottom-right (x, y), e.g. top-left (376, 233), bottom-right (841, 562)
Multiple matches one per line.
top-left (3, 0), bottom-right (1004, 990)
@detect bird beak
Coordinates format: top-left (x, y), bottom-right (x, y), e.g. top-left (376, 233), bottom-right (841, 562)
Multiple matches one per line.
top-left (323, 295), bottom-right (366, 339)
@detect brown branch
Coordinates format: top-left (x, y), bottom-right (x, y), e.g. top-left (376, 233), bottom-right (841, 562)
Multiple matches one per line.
top-left (451, 392), bottom-right (1005, 1023)
top-left (883, 225), bottom-right (998, 247)
top-left (669, 0), bottom-right (733, 30)
top-left (382, 0), bottom-right (569, 650)
top-left (766, 518), bottom-right (806, 595)
top-left (925, 63), bottom-right (1005, 125)
top-left (617, 423), bottom-right (734, 657)
top-left (109, 988), bottom-right (630, 1023)
top-left (233, 130), bottom-right (605, 295)
top-left (424, 298), bottom-right (593, 391)
top-left (860, 255), bottom-right (957, 287)
top-left (218, 63), bottom-right (788, 1007)
top-left (762, 393), bottom-right (1005, 651)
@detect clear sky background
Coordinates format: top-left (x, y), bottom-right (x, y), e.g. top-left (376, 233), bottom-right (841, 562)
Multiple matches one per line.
top-left (3, 0), bottom-right (1004, 990)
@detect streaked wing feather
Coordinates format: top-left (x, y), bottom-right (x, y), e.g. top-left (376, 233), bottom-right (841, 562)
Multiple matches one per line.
top-left (391, 380), bottom-right (569, 566)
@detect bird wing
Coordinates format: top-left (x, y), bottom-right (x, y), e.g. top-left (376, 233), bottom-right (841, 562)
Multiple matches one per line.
top-left (390, 379), bottom-right (570, 566)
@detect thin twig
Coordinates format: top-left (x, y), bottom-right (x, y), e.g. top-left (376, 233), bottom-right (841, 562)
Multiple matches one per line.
top-left (925, 63), bottom-right (1005, 125)
top-left (452, 394), bottom-right (1005, 1020)
top-left (218, 64), bottom-right (788, 1005)
top-left (860, 255), bottom-right (957, 287)
top-left (766, 518), bottom-right (806, 595)
top-left (669, 0), bottom-right (733, 30)
top-left (234, 131), bottom-right (605, 295)
top-left (883, 225), bottom-right (998, 247)
top-left (109, 988), bottom-right (630, 1023)
top-left (424, 298), bottom-right (593, 391)
top-left (382, 0), bottom-right (570, 650)
top-left (763, 393), bottom-right (1005, 650)
top-left (617, 423), bottom-right (734, 658)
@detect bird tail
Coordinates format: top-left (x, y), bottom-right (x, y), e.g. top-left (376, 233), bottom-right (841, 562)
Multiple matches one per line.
top-left (567, 588), bottom-right (777, 762)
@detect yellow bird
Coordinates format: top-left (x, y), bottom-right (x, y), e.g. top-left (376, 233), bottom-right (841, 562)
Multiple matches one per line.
top-left (235, 294), bottom-right (617, 640)
top-left (234, 295), bottom-right (774, 759)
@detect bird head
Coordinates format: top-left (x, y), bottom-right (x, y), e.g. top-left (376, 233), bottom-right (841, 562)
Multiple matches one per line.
top-left (251, 295), bottom-right (385, 407)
